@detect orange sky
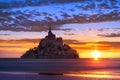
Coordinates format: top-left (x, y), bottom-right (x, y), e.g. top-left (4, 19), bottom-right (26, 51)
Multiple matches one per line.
top-left (0, 21), bottom-right (120, 58)
top-left (0, 39), bottom-right (120, 58)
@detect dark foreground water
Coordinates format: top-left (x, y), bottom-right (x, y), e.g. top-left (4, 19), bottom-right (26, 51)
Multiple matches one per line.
top-left (0, 58), bottom-right (120, 80)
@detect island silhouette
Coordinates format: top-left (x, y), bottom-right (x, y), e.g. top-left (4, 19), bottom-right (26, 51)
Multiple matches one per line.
top-left (21, 26), bottom-right (79, 59)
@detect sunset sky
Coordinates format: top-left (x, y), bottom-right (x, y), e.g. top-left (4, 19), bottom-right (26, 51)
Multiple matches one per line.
top-left (0, 0), bottom-right (120, 58)
top-left (0, 21), bottom-right (120, 58)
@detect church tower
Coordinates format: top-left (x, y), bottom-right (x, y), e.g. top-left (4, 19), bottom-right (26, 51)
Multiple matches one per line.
top-left (46, 25), bottom-right (55, 39)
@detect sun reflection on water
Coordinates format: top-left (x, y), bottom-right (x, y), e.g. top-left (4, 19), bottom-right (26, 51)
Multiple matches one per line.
top-left (65, 70), bottom-right (120, 79)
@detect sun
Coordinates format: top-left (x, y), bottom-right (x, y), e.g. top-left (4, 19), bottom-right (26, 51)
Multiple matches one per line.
top-left (91, 50), bottom-right (101, 59)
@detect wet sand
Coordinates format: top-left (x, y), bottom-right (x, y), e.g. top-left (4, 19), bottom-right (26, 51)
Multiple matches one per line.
top-left (0, 58), bottom-right (120, 80)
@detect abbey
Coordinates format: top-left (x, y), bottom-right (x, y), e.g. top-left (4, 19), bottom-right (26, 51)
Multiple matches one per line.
top-left (21, 26), bottom-right (79, 59)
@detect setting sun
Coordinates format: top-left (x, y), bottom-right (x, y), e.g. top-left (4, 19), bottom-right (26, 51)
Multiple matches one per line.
top-left (91, 50), bottom-right (101, 59)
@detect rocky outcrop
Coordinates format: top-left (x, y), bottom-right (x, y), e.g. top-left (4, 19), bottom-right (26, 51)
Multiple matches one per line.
top-left (21, 27), bottom-right (79, 59)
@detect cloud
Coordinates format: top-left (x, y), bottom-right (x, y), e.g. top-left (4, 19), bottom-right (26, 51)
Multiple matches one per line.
top-left (61, 28), bottom-right (72, 32)
top-left (0, 34), bottom-right (11, 36)
top-left (65, 41), bottom-right (120, 50)
top-left (112, 28), bottom-right (120, 29)
top-left (64, 33), bottom-right (76, 35)
top-left (97, 33), bottom-right (120, 37)
top-left (15, 38), bottom-right (40, 43)
top-left (0, 39), bottom-right (41, 51)
top-left (97, 28), bottom-right (105, 32)
top-left (67, 33), bottom-right (76, 35)
top-left (0, 39), bottom-right (80, 48)
top-left (0, 39), bottom-right (120, 51)
top-left (0, 38), bottom-right (120, 58)
top-left (0, 38), bottom-right (40, 49)
top-left (98, 42), bottom-right (120, 47)
top-left (0, 46), bottom-right (21, 48)
top-left (0, 38), bottom-right (40, 43)
top-left (1, 0), bottom-right (120, 32)
top-left (63, 39), bottom-right (80, 44)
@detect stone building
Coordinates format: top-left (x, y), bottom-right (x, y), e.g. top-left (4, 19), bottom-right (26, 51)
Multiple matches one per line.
top-left (21, 26), bottom-right (79, 59)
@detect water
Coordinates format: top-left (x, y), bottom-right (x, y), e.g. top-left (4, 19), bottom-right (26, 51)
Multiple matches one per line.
top-left (0, 58), bottom-right (120, 80)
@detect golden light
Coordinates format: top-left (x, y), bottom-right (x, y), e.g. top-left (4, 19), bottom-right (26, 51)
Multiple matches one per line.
top-left (91, 50), bottom-right (101, 59)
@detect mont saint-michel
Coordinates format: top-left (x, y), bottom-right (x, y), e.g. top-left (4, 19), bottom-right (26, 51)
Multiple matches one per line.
top-left (21, 26), bottom-right (79, 59)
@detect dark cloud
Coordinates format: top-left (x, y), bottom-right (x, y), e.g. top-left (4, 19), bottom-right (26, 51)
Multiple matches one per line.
top-left (0, 39), bottom-right (80, 44)
top-left (64, 33), bottom-right (76, 35)
top-left (0, 46), bottom-right (21, 48)
top-left (63, 39), bottom-right (80, 44)
top-left (97, 33), bottom-right (120, 37)
top-left (97, 28), bottom-right (104, 32)
top-left (14, 38), bottom-right (40, 43)
top-left (67, 33), bottom-right (76, 35)
top-left (97, 28), bottom-right (120, 32)
top-left (69, 42), bottom-right (120, 51)
top-left (0, 39), bottom-right (41, 49)
top-left (0, 38), bottom-right (120, 51)
top-left (0, 0), bottom-right (120, 32)
top-left (98, 42), bottom-right (120, 47)
top-left (112, 28), bottom-right (120, 29)
top-left (0, 38), bottom-right (40, 44)
top-left (0, 34), bottom-right (11, 36)
top-left (61, 28), bottom-right (72, 32)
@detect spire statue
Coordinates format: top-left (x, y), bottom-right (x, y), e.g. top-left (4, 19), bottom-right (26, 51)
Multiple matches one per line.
top-left (49, 26), bottom-right (51, 32)
top-left (47, 25), bottom-right (55, 39)
top-left (48, 26), bottom-right (52, 35)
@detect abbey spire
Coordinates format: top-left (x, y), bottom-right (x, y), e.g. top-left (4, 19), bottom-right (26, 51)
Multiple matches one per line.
top-left (48, 26), bottom-right (52, 35)
top-left (47, 25), bottom-right (55, 39)
top-left (49, 26), bottom-right (51, 32)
